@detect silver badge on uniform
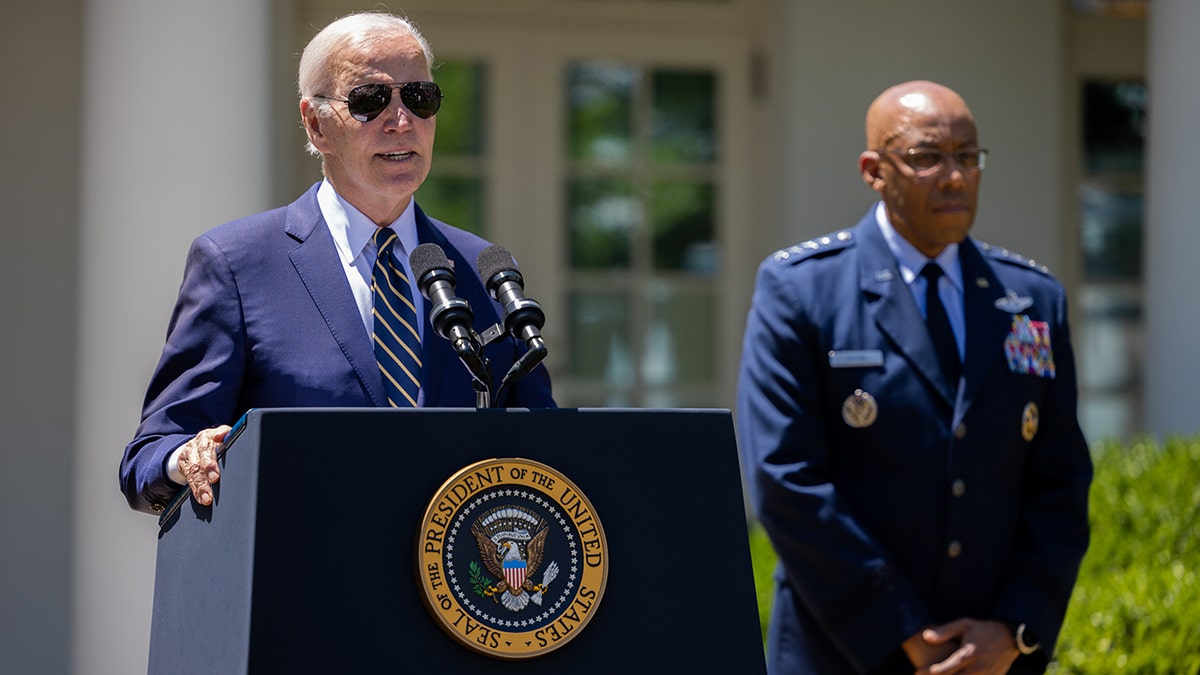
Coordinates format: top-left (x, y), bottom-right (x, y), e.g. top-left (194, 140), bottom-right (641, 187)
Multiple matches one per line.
top-left (829, 350), bottom-right (884, 368)
top-left (995, 290), bottom-right (1033, 313)
top-left (842, 389), bottom-right (878, 428)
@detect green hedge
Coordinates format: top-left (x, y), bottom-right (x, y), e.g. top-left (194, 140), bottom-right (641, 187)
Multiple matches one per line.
top-left (747, 437), bottom-right (1200, 672)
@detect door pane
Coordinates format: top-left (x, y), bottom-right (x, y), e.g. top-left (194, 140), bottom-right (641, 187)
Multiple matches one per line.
top-left (566, 63), bottom-right (635, 163)
top-left (650, 179), bottom-right (716, 273)
top-left (644, 283), bottom-right (715, 385)
top-left (418, 176), bottom-right (485, 237)
top-left (652, 70), bottom-right (716, 163)
top-left (568, 290), bottom-right (633, 384)
top-left (433, 60), bottom-right (486, 155)
top-left (562, 59), bottom-right (720, 406)
top-left (420, 60), bottom-right (487, 235)
top-left (568, 177), bottom-right (637, 269)
top-left (1077, 79), bottom-right (1146, 440)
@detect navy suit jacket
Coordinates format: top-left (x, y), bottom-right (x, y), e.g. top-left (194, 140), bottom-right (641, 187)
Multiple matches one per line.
top-left (736, 207), bottom-right (1091, 673)
top-left (121, 184), bottom-right (554, 514)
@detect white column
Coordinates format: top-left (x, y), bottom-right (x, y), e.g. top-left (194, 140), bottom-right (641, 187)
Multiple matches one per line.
top-left (75, 2), bottom-right (270, 672)
top-left (1143, 0), bottom-right (1200, 436)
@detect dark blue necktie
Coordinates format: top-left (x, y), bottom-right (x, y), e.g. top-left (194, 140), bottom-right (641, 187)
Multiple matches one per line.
top-left (920, 262), bottom-right (961, 386)
top-left (372, 228), bottom-right (422, 407)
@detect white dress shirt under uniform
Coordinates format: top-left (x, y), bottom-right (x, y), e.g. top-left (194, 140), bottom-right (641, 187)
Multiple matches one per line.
top-left (874, 201), bottom-right (966, 361)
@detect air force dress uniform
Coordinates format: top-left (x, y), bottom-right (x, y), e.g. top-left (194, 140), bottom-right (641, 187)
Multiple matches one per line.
top-left (736, 205), bottom-right (1092, 673)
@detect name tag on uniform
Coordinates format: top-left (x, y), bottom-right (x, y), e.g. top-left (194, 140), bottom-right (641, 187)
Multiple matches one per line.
top-left (828, 350), bottom-right (884, 368)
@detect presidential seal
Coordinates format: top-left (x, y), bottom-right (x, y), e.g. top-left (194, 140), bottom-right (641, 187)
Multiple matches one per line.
top-left (417, 458), bottom-right (609, 659)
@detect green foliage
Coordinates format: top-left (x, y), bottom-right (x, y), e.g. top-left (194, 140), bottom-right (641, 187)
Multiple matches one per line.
top-left (746, 437), bottom-right (1200, 671)
top-left (747, 521), bottom-right (777, 643)
top-left (469, 561), bottom-right (493, 599)
top-left (1051, 437), bottom-right (1200, 674)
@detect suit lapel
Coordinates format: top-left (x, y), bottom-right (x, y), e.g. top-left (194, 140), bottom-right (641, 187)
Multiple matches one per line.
top-left (958, 240), bottom-right (1011, 416)
top-left (285, 185), bottom-right (388, 407)
top-left (413, 206), bottom-right (456, 407)
top-left (857, 216), bottom-right (957, 406)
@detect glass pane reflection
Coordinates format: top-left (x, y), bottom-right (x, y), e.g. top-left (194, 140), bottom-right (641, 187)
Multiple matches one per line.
top-left (568, 177), bottom-right (637, 269)
top-left (432, 61), bottom-right (486, 156)
top-left (424, 59), bottom-right (487, 235)
top-left (651, 180), bottom-right (716, 273)
top-left (569, 290), bottom-right (633, 383)
top-left (567, 62), bottom-right (635, 162)
top-left (644, 283), bottom-right (714, 385)
top-left (417, 176), bottom-right (484, 236)
top-left (1077, 78), bottom-right (1146, 440)
top-left (653, 70), bottom-right (716, 163)
top-left (1080, 182), bottom-right (1142, 280)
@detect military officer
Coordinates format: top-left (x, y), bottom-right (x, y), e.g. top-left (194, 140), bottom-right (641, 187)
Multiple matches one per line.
top-left (736, 80), bottom-right (1092, 674)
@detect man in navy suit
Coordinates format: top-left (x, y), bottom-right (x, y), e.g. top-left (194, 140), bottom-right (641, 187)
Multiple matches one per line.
top-left (121, 12), bottom-right (553, 515)
top-left (736, 81), bottom-right (1091, 674)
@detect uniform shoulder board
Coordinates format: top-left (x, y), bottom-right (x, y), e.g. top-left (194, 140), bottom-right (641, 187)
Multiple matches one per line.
top-left (771, 230), bottom-right (855, 265)
top-left (977, 241), bottom-right (1054, 277)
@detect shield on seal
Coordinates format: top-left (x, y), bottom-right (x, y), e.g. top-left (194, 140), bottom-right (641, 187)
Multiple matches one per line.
top-left (503, 559), bottom-right (527, 589)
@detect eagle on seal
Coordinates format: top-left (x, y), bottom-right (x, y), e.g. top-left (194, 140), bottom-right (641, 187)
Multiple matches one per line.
top-left (471, 520), bottom-right (559, 612)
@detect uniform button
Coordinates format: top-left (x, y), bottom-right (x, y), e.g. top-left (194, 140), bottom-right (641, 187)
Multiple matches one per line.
top-left (954, 423), bottom-right (967, 440)
top-left (947, 541), bottom-right (963, 558)
top-left (951, 480), bottom-right (966, 497)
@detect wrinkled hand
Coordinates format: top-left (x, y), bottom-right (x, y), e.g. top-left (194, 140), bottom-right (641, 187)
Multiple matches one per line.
top-left (917, 618), bottom-right (1019, 675)
top-left (177, 425), bottom-right (231, 507)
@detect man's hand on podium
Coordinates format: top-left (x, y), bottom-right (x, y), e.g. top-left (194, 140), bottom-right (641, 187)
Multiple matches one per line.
top-left (177, 425), bottom-right (231, 507)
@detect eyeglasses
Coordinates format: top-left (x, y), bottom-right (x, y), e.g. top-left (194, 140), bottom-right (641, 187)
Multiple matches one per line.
top-left (313, 81), bottom-right (443, 122)
top-left (876, 147), bottom-right (988, 176)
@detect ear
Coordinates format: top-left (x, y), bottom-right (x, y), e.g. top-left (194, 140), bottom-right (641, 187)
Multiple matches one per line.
top-left (859, 151), bottom-right (885, 193)
top-left (300, 99), bottom-right (329, 152)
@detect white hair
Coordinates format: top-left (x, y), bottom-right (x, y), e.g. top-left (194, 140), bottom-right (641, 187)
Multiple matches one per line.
top-left (298, 11), bottom-right (435, 156)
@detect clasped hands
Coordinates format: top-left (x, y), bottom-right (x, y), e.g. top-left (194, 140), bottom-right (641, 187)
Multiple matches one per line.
top-left (902, 618), bottom-right (1019, 675)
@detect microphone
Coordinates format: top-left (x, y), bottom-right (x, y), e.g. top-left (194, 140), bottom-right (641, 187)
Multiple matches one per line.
top-left (476, 245), bottom-right (547, 350)
top-left (476, 245), bottom-right (548, 397)
top-left (409, 243), bottom-right (491, 395)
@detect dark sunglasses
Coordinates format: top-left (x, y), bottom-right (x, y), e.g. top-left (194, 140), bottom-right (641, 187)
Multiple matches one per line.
top-left (314, 81), bottom-right (443, 122)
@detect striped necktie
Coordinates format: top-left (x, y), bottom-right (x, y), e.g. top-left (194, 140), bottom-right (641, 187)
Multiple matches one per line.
top-left (920, 262), bottom-right (961, 386)
top-left (372, 228), bottom-right (422, 407)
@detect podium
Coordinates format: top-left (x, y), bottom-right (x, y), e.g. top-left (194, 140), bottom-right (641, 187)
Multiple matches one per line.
top-left (150, 408), bottom-right (765, 674)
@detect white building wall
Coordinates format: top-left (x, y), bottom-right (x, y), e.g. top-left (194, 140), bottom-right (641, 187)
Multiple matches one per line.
top-left (1143, 0), bottom-right (1200, 436)
top-left (73, 1), bottom-right (271, 672)
top-left (775, 1), bottom-right (1066, 275)
top-left (0, 2), bottom-right (82, 672)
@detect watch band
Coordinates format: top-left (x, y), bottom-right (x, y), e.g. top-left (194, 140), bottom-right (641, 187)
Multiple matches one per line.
top-left (1015, 623), bottom-right (1040, 655)
top-left (1003, 621), bottom-right (1041, 655)
top-left (1000, 620), bottom-right (1040, 655)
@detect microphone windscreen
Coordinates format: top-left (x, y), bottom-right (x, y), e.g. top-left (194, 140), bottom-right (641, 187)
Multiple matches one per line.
top-left (410, 243), bottom-right (452, 281)
top-left (476, 245), bottom-right (518, 281)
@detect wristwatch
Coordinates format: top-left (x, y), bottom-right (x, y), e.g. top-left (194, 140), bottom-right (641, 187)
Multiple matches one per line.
top-left (1002, 620), bottom-right (1041, 655)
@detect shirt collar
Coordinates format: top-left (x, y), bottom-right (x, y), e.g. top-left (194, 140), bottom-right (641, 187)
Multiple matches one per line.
top-left (873, 201), bottom-right (962, 292)
top-left (318, 179), bottom-right (419, 264)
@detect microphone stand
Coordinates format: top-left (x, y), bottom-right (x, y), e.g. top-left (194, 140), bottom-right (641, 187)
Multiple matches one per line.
top-left (492, 338), bottom-right (546, 405)
top-left (473, 362), bottom-right (491, 409)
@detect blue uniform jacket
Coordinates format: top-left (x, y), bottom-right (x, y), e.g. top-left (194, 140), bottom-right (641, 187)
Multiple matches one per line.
top-left (121, 183), bottom-right (555, 514)
top-left (736, 207), bottom-right (1091, 673)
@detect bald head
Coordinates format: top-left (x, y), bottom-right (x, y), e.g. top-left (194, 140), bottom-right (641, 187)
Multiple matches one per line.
top-left (858, 80), bottom-right (982, 258)
top-left (865, 80), bottom-right (974, 150)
